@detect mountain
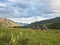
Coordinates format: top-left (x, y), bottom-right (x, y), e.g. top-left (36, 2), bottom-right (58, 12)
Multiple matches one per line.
top-left (18, 23), bottom-right (29, 26)
top-left (0, 17), bottom-right (20, 27)
top-left (30, 17), bottom-right (60, 29)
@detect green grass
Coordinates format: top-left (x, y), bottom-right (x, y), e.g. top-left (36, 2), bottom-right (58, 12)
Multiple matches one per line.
top-left (0, 27), bottom-right (60, 45)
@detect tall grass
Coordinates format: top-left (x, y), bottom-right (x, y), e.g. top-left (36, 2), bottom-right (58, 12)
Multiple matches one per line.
top-left (0, 27), bottom-right (60, 45)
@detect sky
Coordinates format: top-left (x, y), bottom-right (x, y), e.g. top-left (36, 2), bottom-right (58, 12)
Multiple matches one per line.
top-left (0, 0), bottom-right (60, 24)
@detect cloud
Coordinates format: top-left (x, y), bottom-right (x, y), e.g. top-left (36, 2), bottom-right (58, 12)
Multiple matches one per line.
top-left (8, 0), bottom-right (16, 2)
top-left (0, 0), bottom-right (52, 18)
top-left (0, 0), bottom-right (60, 23)
top-left (0, 0), bottom-right (8, 2)
top-left (0, 3), bottom-right (6, 6)
top-left (8, 16), bottom-right (48, 24)
top-left (51, 0), bottom-right (60, 13)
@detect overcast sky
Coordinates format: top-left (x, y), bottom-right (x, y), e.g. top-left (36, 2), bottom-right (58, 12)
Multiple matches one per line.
top-left (0, 0), bottom-right (60, 24)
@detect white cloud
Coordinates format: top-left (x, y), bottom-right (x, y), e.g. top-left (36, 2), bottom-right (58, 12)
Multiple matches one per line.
top-left (51, 0), bottom-right (60, 6)
top-left (8, 0), bottom-right (38, 4)
top-left (14, 10), bottom-right (20, 15)
top-left (8, 16), bottom-right (48, 24)
top-left (0, 3), bottom-right (6, 7)
top-left (51, 0), bottom-right (60, 12)
top-left (8, 0), bottom-right (16, 3)
top-left (0, 0), bottom-right (60, 20)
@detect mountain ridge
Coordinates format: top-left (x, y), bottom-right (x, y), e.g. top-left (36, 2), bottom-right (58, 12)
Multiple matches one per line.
top-left (30, 17), bottom-right (60, 29)
top-left (0, 17), bottom-right (20, 27)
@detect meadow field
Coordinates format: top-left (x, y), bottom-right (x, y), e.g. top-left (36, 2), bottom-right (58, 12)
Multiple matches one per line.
top-left (0, 27), bottom-right (60, 45)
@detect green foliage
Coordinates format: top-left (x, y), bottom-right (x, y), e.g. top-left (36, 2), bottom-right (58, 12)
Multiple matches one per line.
top-left (30, 17), bottom-right (60, 29)
top-left (47, 23), bottom-right (60, 29)
top-left (0, 27), bottom-right (60, 45)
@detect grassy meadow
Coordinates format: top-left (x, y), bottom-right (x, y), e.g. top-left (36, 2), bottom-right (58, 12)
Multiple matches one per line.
top-left (0, 27), bottom-right (60, 45)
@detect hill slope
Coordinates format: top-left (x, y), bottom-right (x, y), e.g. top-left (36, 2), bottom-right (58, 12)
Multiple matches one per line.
top-left (30, 17), bottom-right (60, 29)
top-left (0, 17), bottom-right (20, 27)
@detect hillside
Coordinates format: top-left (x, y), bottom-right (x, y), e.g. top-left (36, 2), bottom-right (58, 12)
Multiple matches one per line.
top-left (30, 17), bottom-right (60, 29)
top-left (0, 17), bottom-right (20, 27)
